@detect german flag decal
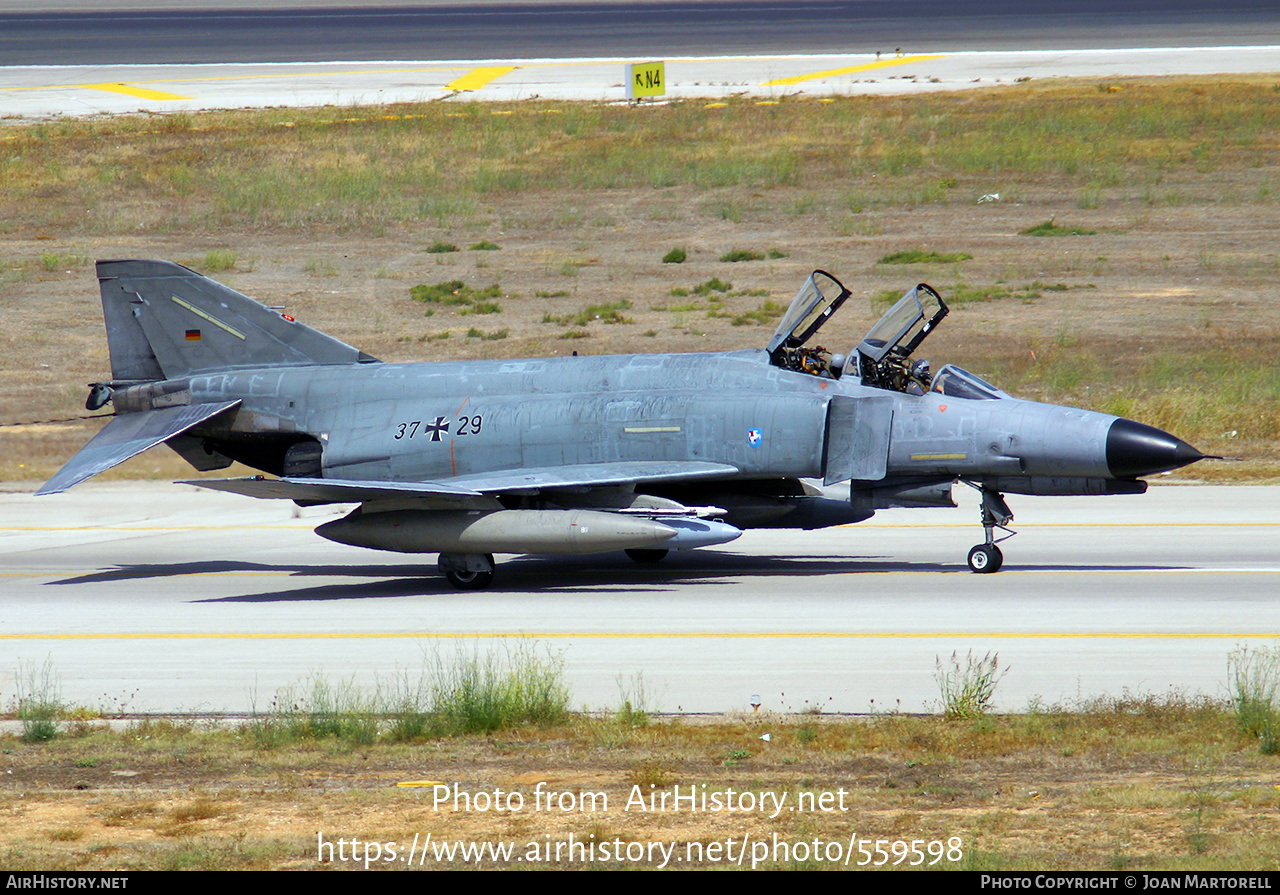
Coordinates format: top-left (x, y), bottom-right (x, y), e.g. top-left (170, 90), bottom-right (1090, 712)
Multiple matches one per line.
top-left (185, 329), bottom-right (201, 341)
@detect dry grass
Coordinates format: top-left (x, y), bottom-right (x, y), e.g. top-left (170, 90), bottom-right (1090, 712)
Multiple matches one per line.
top-left (3, 77), bottom-right (1280, 483)
top-left (2, 694), bottom-right (1278, 870)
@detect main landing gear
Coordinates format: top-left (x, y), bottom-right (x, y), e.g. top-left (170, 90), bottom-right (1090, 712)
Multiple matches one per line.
top-left (964, 485), bottom-right (1015, 574)
top-left (438, 552), bottom-right (496, 590)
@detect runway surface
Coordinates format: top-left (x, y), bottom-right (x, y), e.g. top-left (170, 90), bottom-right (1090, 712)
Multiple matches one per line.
top-left (3, 482), bottom-right (1276, 715)
top-left (11, 45), bottom-right (1280, 118)
top-left (6, 1), bottom-right (1280, 65)
top-left (5, 1), bottom-right (1280, 117)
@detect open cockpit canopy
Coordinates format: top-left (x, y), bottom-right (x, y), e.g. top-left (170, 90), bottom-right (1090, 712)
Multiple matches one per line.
top-left (855, 283), bottom-right (948, 392)
top-left (767, 273), bottom-right (953, 394)
top-left (766, 270), bottom-right (853, 377)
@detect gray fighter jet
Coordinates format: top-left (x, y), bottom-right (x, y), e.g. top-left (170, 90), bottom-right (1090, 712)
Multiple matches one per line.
top-left (39, 261), bottom-right (1209, 588)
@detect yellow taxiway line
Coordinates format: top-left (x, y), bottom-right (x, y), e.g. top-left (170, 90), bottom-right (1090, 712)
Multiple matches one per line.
top-left (445, 66), bottom-right (517, 92)
top-left (80, 83), bottom-right (191, 101)
top-left (763, 54), bottom-right (946, 86)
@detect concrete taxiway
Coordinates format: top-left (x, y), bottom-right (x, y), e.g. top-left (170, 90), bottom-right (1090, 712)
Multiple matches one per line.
top-left (6, 46), bottom-right (1280, 119)
top-left (2, 482), bottom-right (1276, 715)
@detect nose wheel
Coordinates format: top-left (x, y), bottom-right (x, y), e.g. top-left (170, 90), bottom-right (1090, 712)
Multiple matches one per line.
top-left (967, 543), bottom-right (1003, 573)
top-left (964, 484), bottom-right (1015, 574)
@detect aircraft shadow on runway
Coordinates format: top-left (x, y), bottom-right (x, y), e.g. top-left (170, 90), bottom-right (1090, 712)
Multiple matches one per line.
top-left (45, 554), bottom-right (1194, 603)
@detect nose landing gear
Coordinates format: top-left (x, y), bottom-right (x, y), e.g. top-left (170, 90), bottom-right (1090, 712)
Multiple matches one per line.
top-left (964, 485), bottom-right (1015, 574)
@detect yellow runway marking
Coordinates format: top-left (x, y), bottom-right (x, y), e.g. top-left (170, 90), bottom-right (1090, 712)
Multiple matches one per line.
top-left (445, 66), bottom-right (517, 92)
top-left (81, 83), bottom-right (191, 101)
top-left (2, 631), bottom-right (1276, 641)
top-left (0, 65), bottom-right (476, 94)
top-left (763, 54), bottom-right (946, 86)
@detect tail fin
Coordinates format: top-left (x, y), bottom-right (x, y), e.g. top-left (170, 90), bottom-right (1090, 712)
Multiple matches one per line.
top-left (97, 259), bottom-right (378, 380)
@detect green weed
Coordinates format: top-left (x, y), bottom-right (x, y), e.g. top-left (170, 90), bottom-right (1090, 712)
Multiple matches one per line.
top-left (254, 675), bottom-right (379, 747)
top-left (615, 672), bottom-right (655, 728)
top-left (719, 249), bottom-right (764, 263)
top-left (1020, 219), bottom-right (1097, 237)
top-left (879, 249), bottom-right (972, 264)
top-left (410, 280), bottom-right (503, 315)
top-left (935, 651), bottom-right (1007, 720)
top-left (1228, 645), bottom-right (1280, 751)
top-left (303, 258), bottom-right (336, 277)
top-left (731, 300), bottom-right (786, 326)
top-left (202, 249), bottom-right (238, 272)
top-left (458, 300), bottom-right (502, 316)
top-left (427, 641), bottom-right (570, 735)
top-left (249, 641), bottom-right (570, 746)
top-left (15, 658), bottom-right (63, 744)
top-left (542, 299), bottom-right (633, 326)
top-left (692, 277), bottom-right (732, 296)
top-left (662, 247), bottom-right (687, 264)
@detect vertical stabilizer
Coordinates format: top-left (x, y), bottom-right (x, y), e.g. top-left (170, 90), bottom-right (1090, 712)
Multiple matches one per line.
top-left (97, 260), bottom-right (378, 379)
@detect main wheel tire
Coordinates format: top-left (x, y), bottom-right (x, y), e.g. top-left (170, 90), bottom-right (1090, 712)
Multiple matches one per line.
top-left (626, 548), bottom-right (669, 564)
top-left (967, 544), bottom-right (1003, 574)
top-left (444, 567), bottom-right (495, 590)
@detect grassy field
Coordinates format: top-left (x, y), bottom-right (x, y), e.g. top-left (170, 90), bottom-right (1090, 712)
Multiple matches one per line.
top-left (3, 82), bottom-right (1277, 871)
top-left (4, 644), bottom-right (1280, 871)
top-left (2, 77), bottom-right (1278, 483)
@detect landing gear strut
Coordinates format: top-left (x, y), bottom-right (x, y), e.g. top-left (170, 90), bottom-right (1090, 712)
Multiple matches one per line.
top-left (964, 485), bottom-right (1015, 574)
top-left (438, 552), bottom-right (496, 590)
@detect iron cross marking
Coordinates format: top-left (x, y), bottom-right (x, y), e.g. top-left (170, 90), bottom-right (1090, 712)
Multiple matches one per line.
top-left (425, 416), bottom-right (450, 441)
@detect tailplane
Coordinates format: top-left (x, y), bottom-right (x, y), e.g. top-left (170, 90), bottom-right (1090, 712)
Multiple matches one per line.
top-left (97, 259), bottom-right (378, 380)
top-left (38, 260), bottom-right (379, 495)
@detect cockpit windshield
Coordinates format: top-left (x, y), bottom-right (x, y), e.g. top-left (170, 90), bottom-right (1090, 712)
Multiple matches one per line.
top-left (930, 364), bottom-right (1010, 400)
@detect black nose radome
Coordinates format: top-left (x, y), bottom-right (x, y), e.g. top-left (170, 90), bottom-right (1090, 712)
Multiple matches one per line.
top-left (1106, 418), bottom-right (1207, 479)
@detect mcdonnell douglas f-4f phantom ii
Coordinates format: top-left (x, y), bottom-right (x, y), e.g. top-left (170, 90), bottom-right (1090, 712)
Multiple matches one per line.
top-left (40, 260), bottom-right (1209, 588)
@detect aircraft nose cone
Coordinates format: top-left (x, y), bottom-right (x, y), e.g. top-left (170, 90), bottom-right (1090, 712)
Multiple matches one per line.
top-left (1106, 418), bottom-right (1206, 479)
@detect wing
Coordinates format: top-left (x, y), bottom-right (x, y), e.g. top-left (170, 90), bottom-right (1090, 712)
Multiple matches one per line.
top-left (182, 460), bottom-right (740, 504)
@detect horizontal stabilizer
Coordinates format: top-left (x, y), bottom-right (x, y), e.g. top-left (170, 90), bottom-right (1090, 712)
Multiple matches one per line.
top-left (185, 460), bottom-right (740, 504)
top-left (37, 401), bottom-right (240, 495)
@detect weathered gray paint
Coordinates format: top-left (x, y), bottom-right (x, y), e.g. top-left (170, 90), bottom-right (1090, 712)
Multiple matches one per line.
top-left (39, 261), bottom-right (1208, 583)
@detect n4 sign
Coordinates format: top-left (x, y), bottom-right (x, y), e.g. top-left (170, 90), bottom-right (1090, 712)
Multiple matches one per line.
top-left (626, 61), bottom-right (665, 99)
